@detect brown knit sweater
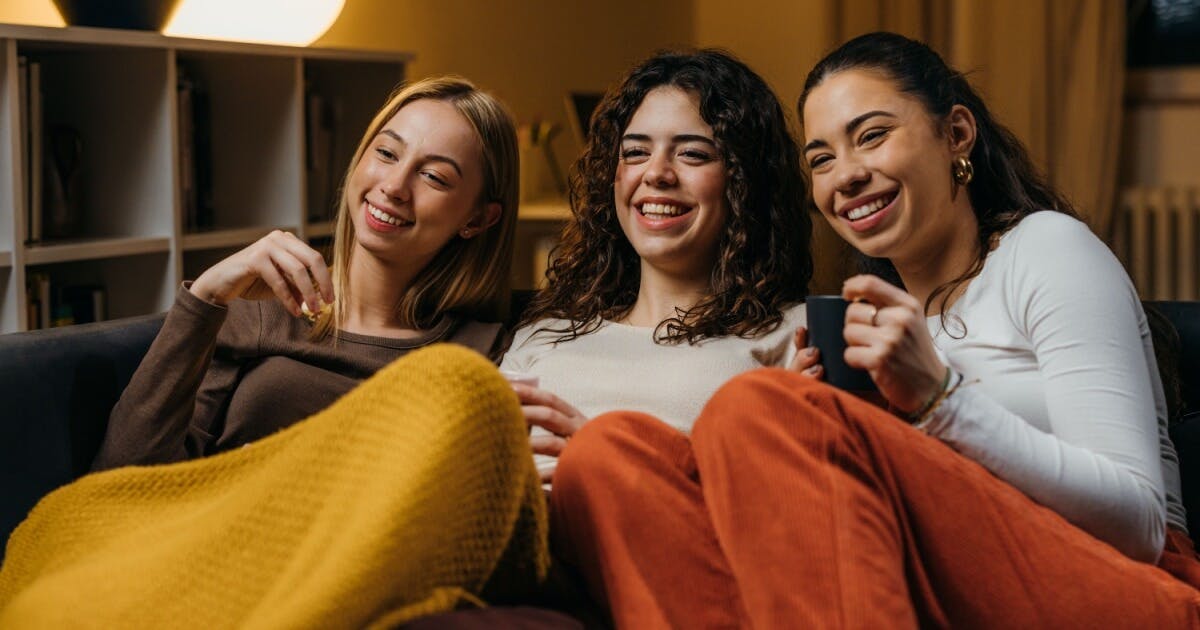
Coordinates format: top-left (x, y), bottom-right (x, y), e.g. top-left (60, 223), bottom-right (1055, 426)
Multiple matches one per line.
top-left (92, 285), bottom-right (504, 470)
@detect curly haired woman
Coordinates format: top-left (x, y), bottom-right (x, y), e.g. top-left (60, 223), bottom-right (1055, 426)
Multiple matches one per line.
top-left (499, 49), bottom-right (816, 485)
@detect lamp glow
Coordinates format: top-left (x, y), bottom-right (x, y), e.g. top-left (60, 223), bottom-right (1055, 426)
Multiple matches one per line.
top-left (164, 0), bottom-right (345, 46)
top-left (0, 0), bottom-right (66, 27)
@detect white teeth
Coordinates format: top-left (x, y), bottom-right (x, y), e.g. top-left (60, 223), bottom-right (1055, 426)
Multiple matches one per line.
top-left (368, 203), bottom-right (411, 226)
top-left (640, 202), bottom-right (688, 218)
top-left (846, 195), bottom-right (892, 220)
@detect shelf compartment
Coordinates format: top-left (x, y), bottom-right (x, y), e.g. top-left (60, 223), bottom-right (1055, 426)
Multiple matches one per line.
top-left (181, 225), bottom-right (297, 252)
top-left (0, 25), bottom-right (412, 333)
top-left (176, 50), bottom-right (302, 233)
top-left (25, 235), bottom-right (171, 265)
top-left (26, 250), bottom-right (173, 327)
top-left (19, 43), bottom-right (174, 240)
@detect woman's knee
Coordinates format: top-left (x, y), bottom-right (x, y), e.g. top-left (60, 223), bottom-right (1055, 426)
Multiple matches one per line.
top-left (693, 368), bottom-right (844, 443)
top-left (554, 412), bottom-right (681, 488)
top-left (343, 344), bottom-right (528, 480)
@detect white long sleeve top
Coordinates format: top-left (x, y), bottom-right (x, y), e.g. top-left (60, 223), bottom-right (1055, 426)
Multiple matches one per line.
top-left (922, 211), bottom-right (1185, 562)
top-left (500, 304), bottom-right (807, 479)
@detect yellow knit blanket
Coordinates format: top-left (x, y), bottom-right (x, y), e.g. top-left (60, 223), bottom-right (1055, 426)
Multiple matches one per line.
top-left (0, 344), bottom-right (549, 628)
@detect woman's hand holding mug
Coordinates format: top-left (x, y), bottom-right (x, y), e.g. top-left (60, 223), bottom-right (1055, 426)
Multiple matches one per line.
top-left (510, 382), bottom-right (587, 483)
top-left (841, 274), bottom-right (947, 414)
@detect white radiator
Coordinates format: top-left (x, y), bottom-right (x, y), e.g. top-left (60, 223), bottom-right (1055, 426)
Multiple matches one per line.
top-left (1113, 187), bottom-right (1200, 301)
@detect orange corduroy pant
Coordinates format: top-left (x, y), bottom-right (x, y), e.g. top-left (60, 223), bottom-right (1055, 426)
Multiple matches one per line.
top-left (549, 369), bottom-right (1200, 629)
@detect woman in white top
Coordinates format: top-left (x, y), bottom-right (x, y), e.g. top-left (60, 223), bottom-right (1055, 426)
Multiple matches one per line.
top-left (501, 49), bottom-right (815, 482)
top-left (550, 32), bottom-right (1200, 628)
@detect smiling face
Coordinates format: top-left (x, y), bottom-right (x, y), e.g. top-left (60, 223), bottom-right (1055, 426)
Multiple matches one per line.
top-left (614, 86), bottom-right (730, 281)
top-left (802, 69), bottom-right (974, 266)
top-left (346, 98), bottom-right (491, 268)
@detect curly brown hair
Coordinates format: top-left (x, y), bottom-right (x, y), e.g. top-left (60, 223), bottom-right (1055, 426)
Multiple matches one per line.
top-left (520, 49), bottom-right (813, 344)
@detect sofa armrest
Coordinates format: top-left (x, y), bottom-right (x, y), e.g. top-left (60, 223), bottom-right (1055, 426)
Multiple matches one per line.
top-left (0, 314), bottom-right (164, 557)
top-left (1148, 301), bottom-right (1200, 416)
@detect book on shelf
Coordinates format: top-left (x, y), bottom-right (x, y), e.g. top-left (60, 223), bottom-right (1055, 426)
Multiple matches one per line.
top-left (25, 57), bottom-right (43, 244)
top-left (178, 66), bottom-right (196, 231)
top-left (18, 56), bottom-right (29, 241)
top-left (43, 125), bottom-right (84, 240)
top-left (305, 84), bottom-right (339, 222)
top-left (56, 284), bottom-right (107, 326)
top-left (26, 273), bottom-right (50, 330)
top-left (19, 57), bottom-right (87, 244)
top-left (178, 64), bottom-right (214, 232)
top-left (25, 274), bottom-right (107, 329)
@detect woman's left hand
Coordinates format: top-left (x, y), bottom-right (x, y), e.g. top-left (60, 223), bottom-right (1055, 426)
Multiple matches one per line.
top-left (787, 326), bottom-right (824, 378)
top-left (841, 274), bottom-right (947, 414)
top-left (511, 384), bottom-right (588, 460)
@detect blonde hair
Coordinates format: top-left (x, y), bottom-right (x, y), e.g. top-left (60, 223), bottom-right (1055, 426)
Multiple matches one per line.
top-left (312, 76), bottom-right (519, 339)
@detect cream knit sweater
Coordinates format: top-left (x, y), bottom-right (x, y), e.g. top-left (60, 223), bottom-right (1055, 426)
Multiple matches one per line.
top-left (501, 304), bottom-right (807, 478)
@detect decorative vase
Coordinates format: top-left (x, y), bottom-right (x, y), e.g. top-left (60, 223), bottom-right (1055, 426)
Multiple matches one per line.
top-left (52, 0), bottom-right (181, 31)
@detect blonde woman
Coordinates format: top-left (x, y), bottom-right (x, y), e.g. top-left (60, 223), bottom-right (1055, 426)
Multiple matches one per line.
top-left (0, 77), bottom-right (549, 628)
top-left (94, 76), bottom-right (518, 468)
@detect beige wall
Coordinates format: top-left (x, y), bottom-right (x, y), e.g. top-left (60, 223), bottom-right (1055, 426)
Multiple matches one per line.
top-left (693, 0), bottom-right (849, 293)
top-left (694, 0), bottom-right (835, 111)
top-left (0, 1), bottom-right (64, 27)
top-left (316, 0), bottom-right (693, 179)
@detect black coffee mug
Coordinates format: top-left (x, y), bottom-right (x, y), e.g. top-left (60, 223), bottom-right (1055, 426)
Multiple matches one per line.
top-left (805, 295), bottom-right (877, 392)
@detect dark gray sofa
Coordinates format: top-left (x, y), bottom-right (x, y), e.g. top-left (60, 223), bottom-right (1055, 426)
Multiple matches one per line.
top-left (2, 302), bottom-right (1199, 565)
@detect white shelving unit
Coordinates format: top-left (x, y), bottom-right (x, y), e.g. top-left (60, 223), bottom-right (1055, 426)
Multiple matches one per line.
top-left (0, 23), bottom-right (411, 332)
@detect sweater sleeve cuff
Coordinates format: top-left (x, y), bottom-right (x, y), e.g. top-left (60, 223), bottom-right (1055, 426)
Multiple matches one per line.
top-left (171, 282), bottom-right (228, 333)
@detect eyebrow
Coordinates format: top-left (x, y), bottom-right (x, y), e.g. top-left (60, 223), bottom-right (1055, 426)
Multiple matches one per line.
top-left (378, 129), bottom-right (463, 176)
top-left (802, 110), bottom-right (896, 153)
top-left (621, 133), bottom-right (719, 148)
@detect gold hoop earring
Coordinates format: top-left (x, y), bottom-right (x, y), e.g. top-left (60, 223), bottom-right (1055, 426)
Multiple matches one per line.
top-left (952, 156), bottom-right (974, 185)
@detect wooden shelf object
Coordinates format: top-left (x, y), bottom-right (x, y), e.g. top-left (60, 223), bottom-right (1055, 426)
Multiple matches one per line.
top-left (519, 197), bottom-right (572, 222)
top-left (181, 226), bottom-right (297, 252)
top-left (25, 235), bottom-right (171, 265)
top-left (0, 24), bottom-right (411, 332)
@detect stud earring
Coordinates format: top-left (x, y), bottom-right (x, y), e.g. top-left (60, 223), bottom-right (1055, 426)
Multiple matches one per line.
top-left (952, 155), bottom-right (974, 185)
top-left (459, 228), bottom-right (474, 239)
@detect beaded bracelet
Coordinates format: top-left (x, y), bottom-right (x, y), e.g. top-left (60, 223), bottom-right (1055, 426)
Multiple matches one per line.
top-left (916, 371), bottom-right (967, 427)
top-left (903, 366), bottom-right (962, 425)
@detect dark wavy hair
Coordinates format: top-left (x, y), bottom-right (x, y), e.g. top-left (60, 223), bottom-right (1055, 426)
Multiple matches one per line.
top-left (520, 49), bottom-right (813, 344)
top-left (799, 31), bottom-right (1077, 321)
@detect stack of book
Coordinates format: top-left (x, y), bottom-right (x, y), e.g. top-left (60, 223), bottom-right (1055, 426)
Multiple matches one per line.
top-left (26, 274), bottom-right (107, 329)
